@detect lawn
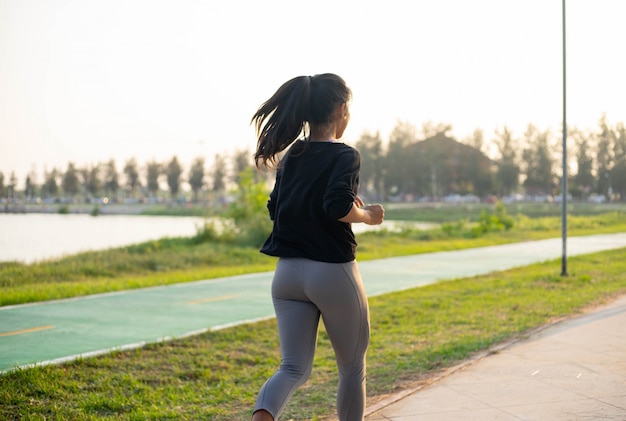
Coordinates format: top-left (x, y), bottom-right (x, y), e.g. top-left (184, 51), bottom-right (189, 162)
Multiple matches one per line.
top-left (1, 248), bottom-right (625, 420)
top-left (1, 203), bottom-right (625, 419)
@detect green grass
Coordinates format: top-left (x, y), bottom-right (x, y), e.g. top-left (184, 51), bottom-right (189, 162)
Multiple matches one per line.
top-left (0, 239), bottom-right (275, 307)
top-left (2, 248), bottom-right (625, 420)
top-left (383, 201), bottom-right (626, 221)
top-left (357, 211), bottom-right (626, 260)
top-left (139, 205), bottom-right (213, 217)
top-left (1, 206), bottom-right (625, 419)
top-left (2, 211), bottom-right (626, 306)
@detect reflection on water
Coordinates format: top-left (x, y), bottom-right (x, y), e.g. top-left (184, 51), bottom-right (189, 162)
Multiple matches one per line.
top-left (0, 214), bottom-right (205, 263)
top-left (0, 214), bottom-right (437, 264)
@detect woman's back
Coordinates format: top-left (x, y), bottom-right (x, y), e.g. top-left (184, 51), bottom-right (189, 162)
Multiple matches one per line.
top-left (260, 140), bottom-right (360, 263)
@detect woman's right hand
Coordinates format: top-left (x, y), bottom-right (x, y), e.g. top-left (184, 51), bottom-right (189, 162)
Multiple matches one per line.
top-left (338, 202), bottom-right (385, 225)
top-left (363, 204), bottom-right (384, 225)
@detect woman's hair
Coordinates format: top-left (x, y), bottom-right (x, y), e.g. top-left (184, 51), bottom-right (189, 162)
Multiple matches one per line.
top-left (252, 73), bottom-right (352, 168)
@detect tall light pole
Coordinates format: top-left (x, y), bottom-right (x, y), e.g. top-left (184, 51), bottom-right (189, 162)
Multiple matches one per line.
top-left (561, 0), bottom-right (568, 276)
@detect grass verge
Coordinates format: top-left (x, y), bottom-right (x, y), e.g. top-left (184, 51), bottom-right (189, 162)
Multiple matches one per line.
top-left (1, 247), bottom-right (625, 420)
top-left (2, 211), bottom-right (626, 307)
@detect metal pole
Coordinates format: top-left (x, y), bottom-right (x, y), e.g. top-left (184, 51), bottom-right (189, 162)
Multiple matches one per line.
top-left (561, 0), bottom-right (568, 276)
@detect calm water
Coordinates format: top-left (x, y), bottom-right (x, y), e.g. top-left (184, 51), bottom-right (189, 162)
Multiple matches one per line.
top-left (0, 214), bottom-right (206, 263)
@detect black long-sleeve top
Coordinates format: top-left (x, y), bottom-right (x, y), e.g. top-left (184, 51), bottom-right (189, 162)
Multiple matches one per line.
top-left (260, 140), bottom-right (360, 263)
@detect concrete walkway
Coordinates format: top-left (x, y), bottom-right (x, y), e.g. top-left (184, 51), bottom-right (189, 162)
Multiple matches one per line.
top-left (2, 233), bottom-right (626, 374)
top-left (365, 295), bottom-right (626, 420)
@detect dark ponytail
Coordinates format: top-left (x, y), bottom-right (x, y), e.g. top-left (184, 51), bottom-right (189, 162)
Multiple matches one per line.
top-left (252, 73), bottom-right (351, 168)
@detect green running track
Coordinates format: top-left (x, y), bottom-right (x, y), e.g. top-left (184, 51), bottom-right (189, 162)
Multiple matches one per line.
top-left (2, 233), bottom-right (626, 373)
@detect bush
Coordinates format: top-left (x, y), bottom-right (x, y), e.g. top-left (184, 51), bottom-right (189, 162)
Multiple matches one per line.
top-left (441, 220), bottom-right (469, 237)
top-left (439, 201), bottom-right (514, 239)
top-left (191, 219), bottom-right (227, 245)
top-left (223, 168), bottom-right (272, 246)
top-left (193, 168), bottom-right (272, 248)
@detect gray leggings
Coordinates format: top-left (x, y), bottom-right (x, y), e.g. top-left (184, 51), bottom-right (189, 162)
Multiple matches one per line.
top-left (254, 258), bottom-right (370, 420)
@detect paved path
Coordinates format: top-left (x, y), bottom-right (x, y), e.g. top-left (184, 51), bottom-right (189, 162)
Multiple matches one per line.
top-left (365, 294), bottom-right (626, 420)
top-left (2, 233), bottom-right (626, 373)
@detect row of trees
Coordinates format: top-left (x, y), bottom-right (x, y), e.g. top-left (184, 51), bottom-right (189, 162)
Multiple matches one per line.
top-left (0, 149), bottom-right (259, 204)
top-left (356, 115), bottom-right (625, 201)
top-left (2, 115), bottom-right (625, 204)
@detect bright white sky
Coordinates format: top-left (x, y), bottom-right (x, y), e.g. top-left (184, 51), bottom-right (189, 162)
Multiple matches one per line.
top-left (1, 0), bottom-right (625, 187)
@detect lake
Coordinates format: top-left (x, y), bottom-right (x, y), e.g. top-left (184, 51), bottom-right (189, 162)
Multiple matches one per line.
top-left (0, 214), bottom-right (437, 263)
top-left (0, 214), bottom-right (206, 263)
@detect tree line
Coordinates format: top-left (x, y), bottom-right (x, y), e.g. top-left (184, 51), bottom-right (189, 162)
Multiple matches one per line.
top-left (0, 149), bottom-right (260, 204)
top-left (355, 115), bottom-right (625, 202)
top-left (2, 114), bottom-right (625, 204)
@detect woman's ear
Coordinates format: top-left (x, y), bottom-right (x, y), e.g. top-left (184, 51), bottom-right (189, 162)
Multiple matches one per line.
top-left (337, 102), bottom-right (348, 120)
top-left (342, 102), bottom-right (350, 120)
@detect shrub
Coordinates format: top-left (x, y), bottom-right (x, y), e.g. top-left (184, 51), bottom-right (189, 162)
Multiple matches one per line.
top-left (193, 168), bottom-right (272, 248)
top-left (223, 168), bottom-right (272, 247)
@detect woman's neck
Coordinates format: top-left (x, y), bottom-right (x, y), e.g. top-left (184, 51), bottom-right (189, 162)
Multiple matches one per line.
top-left (309, 125), bottom-right (337, 142)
